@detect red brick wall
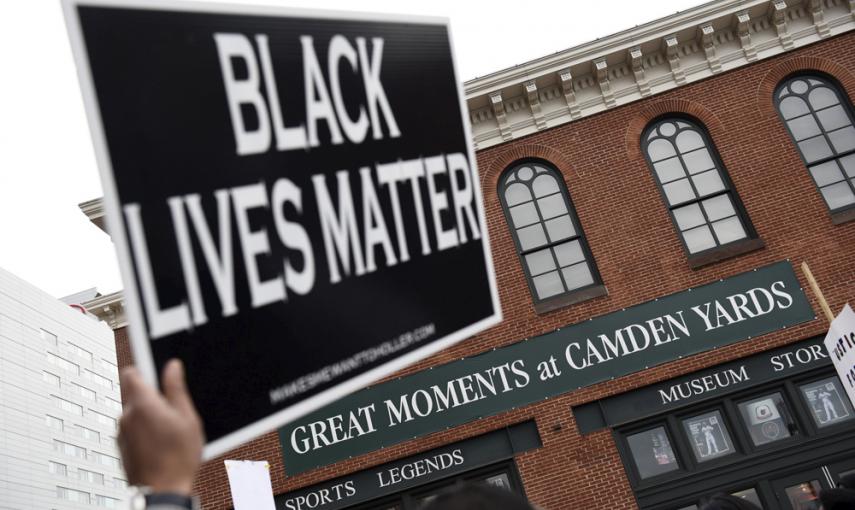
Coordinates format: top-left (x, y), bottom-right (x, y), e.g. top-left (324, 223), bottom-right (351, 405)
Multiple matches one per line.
top-left (113, 326), bottom-right (133, 370)
top-left (114, 33), bottom-right (855, 510)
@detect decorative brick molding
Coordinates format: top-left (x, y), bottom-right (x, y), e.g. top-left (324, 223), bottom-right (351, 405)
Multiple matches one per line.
top-left (755, 55), bottom-right (855, 119)
top-left (480, 144), bottom-right (577, 205)
top-left (623, 98), bottom-right (726, 162)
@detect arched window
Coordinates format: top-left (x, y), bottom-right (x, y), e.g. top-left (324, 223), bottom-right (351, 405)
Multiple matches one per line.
top-left (642, 117), bottom-right (755, 256)
top-left (775, 75), bottom-right (855, 215)
top-left (499, 162), bottom-right (602, 307)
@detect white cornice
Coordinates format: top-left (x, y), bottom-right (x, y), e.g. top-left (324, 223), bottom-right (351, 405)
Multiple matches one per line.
top-left (79, 197), bottom-right (108, 234)
top-left (83, 290), bottom-right (127, 330)
top-left (465, 0), bottom-right (751, 94)
top-left (465, 0), bottom-right (855, 150)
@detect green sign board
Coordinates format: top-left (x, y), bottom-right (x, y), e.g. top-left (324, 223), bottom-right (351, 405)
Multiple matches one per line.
top-left (280, 261), bottom-right (814, 474)
top-left (276, 421), bottom-right (540, 510)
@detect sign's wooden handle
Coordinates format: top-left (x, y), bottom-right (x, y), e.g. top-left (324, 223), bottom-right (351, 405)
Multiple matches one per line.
top-left (801, 261), bottom-right (834, 323)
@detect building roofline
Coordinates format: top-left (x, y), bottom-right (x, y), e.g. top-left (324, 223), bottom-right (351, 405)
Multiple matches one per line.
top-left (464, 0), bottom-right (733, 92)
top-left (79, 196), bottom-right (108, 234)
top-left (465, 0), bottom-right (855, 150)
top-left (83, 290), bottom-right (127, 330)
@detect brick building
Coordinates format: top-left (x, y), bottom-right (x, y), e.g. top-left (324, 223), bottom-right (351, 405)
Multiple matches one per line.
top-left (81, 0), bottom-right (855, 508)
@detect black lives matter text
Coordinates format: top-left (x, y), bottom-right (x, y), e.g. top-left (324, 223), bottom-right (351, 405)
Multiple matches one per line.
top-left (122, 33), bottom-right (481, 339)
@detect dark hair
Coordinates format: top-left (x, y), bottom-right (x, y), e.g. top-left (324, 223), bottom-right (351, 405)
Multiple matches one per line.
top-left (838, 473), bottom-right (855, 490)
top-left (699, 492), bottom-right (762, 510)
top-left (820, 486), bottom-right (855, 510)
top-left (420, 483), bottom-right (535, 510)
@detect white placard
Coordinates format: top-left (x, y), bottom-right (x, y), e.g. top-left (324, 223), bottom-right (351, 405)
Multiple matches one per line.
top-left (225, 460), bottom-right (276, 510)
top-left (824, 303), bottom-right (855, 408)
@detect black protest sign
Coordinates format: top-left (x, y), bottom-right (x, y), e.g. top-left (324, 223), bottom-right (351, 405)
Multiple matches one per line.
top-left (63, 0), bottom-right (500, 458)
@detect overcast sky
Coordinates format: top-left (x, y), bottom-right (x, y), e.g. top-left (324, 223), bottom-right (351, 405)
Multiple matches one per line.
top-left (0, 0), bottom-right (708, 299)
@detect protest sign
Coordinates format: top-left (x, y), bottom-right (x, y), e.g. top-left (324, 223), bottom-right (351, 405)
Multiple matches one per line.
top-left (824, 304), bottom-right (855, 409)
top-left (63, 0), bottom-right (500, 458)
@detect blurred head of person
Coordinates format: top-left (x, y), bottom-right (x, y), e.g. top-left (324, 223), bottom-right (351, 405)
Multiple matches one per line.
top-left (420, 483), bottom-right (535, 510)
top-left (699, 492), bottom-right (762, 510)
top-left (837, 473), bottom-right (855, 490)
top-left (820, 474), bottom-right (855, 510)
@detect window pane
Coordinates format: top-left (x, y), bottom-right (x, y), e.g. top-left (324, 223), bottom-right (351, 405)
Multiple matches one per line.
top-left (828, 126), bottom-right (855, 153)
top-left (516, 224), bottom-right (547, 250)
top-left (91, 410), bottom-right (117, 430)
top-left (809, 160), bottom-right (845, 186)
top-left (784, 481), bottom-right (823, 510)
top-left (96, 495), bottom-right (121, 508)
top-left (85, 370), bottom-right (113, 390)
top-left (49, 461), bottom-right (67, 476)
top-left (780, 96), bottom-right (809, 119)
top-left (484, 473), bottom-right (512, 490)
top-left (692, 170), bottom-right (726, 197)
top-left (790, 79), bottom-right (810, 94)
top-left (537, 194), bottom-right (567, 220)
top-left (553, 240), bottom-right (585, 267)
top-left (417, 495), bottom-right (439, 508)
top-left (683, 225), bottom-right (716, 253)
top-left (69, 343), bottom-right (93, 363)
top-left (841, 153), bottom-right (855, 178)
top-left (731, 488), bottom-right (763, 508)
top-left (682, 410), bottom-right (735, 462)
top-left (46, 415), bottom-right (63, 431)
top-left (809, 87), bottom-right (838, 110)
top-left (653, 157), bottom-right (685, 183)
top-left (561, 262), bottom-right (594, 291)
top-left (682, 148), bottom-right (716, 175)
top-left (626, 426), bottom-right (679, 479)
top-left (544, 215), bottom-right (576, 242)
top-left (839, 468), bottom-right (855, 480)
top-left (516, 166), bottom-right (534, 181)
top-left (80, 426), bottom-right (101, 442)
top-left (820, 181), bottom-right (855, 210)
top-left (525, 249), bottom-right (556, 276)
top-left (532, 174), bottom-right (560, 197)
top-left (787, 114), bottom-right (822, 141)
top-left (648, 139), bottom-right (676, 162)
top-left (676, 130), bottom-right (704, 153)
top-left (712, 216), bottom-right (747, 244)
top-left (738, 393), bottom-right (794, 446)
top-left (663, 178), bottom-right (696, 205)
top-left (659, 122), bottom-right (677, 136)
top-left (797, 136), bottom-right (834, 163)
top-left (673, 203), bottom-right (705, 231)
top-left (816, 105), bottom-right (851, 132)
top-left (532, 272), bottom-right (564, 299)
top-left (43, 372), bottom-right (60, 387)
top-left (702, 194), bottom-right (736, 221)
top-left (505, 183), bottom-right (531, 207)
top-left (58, 487), bottom-right (91, 504)
top-left (509, 202), bottom-right (539, 228)
top-left (41, 329), bottom-right (58, 345)
top-left (74, 384), bottom-right (96, 401)
top-left (800, 377), bottom-right (855, 428)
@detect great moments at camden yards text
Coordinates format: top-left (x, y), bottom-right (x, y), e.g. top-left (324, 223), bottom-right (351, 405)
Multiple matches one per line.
top-left (287, 279), bottom-right (796, 456)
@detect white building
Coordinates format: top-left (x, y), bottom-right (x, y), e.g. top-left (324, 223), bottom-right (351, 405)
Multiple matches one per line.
top-left (0, 267), bottom-right (127, 509)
